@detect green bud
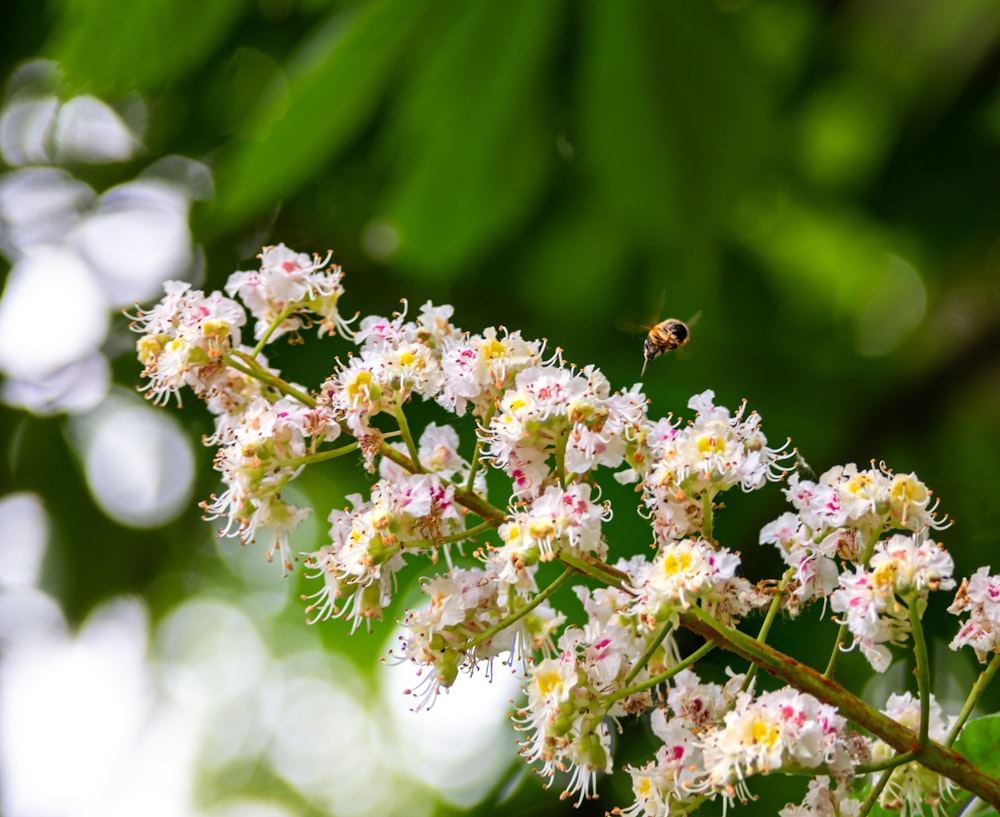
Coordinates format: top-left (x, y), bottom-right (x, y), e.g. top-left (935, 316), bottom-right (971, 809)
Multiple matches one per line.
top-left (436, 649), bottom-right (460, 688)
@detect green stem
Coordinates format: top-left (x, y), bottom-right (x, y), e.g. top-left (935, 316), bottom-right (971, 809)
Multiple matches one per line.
top-left (555, 425), bottom-right (569, 487)
top-left (226, 350), bottom-right (316, 406)
top-left (859, 766), bottom-right (893, 817)
top-left (907, 593), bottom-right (931, 747)
top-left (281, 441), bottom-right (359, 469)
top-left (608, 641), bottom-right (716, 704)
top-left (823, 623), bottom-right (850, 679)
top-left (251, 303), bottom-right (299, 358)
top-left (393, 402), bottom-right (422, 472)
top-left (855, 751), bottom-right (917, 775)
top-left (859, 527), bottom-right (881, 566)
top-left (465, 405), bottom-right (496, 493)
top-left (557, 551), bottom-right (628, 588)
top-left (460, 566), bottom-right (577, 651)
top-left (401, 518), bottom-right (502, 551)
top-left (946, 652), bottom-right (1000, 747)
top-left (624, 619), bottom-right (675, 686)
top-left (701, 491), bottom-right (714, 542)
top-left (743, 573), bottom-right (789, 692)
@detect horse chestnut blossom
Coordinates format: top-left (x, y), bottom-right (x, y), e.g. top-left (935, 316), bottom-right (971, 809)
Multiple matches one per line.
top-left (225, 243), bottom-right (356, 341)
top-left (129, 281), bottom-right (247, 406)
top-left (870, 693), bottom-right (955, 816)
top-left (131, 245), bottom-right (1000, 815)
top-left (829, 534), bottom-right (955, 672)
top-left (948, 567), bottom-right (1000, 661)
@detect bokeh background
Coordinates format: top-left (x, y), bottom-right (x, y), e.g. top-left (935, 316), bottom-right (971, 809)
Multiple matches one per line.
top-left (1, 1), bottom-right (1000, 815)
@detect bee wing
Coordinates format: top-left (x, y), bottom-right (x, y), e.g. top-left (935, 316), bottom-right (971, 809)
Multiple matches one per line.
top-left (685, 310), bottom-right (703, 328)
top-left (616, 290), bottom-right (666, 336)
top-left (615, 318), bottom-right (652, 337)
top-left (652, 290), bottom-right (666, 323)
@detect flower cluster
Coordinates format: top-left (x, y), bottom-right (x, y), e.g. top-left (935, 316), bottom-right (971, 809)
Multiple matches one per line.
top-left (618, 671), bottom-right (855, 816)
top-left (132, 245), bottom-right (1000, 816)
top-left (829, 533), bottom-right (955, 671)
top-left (225, 244), bottom-right (355, 342)
top-left (870, 693), bottom-right (955, 817)
top-left (759, 462), bottom-right (955, 671)
top-left (202, 395), bottom-right (339, 573)
top-left (641, 390), bottom-right (792, 541)
top-left (948, 567), bottom-right (1000, 661)
top-left (130, 280), bottom-right (247, 407)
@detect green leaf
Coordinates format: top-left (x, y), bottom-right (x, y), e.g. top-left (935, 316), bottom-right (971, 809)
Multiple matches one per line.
top-left (47, 0), bottom-right (243, 93)
top-left (210, 0), bottom-right (429, 233)
top-left (955, 713), bottom-right (1000, 780)
top-left (378, 0), bottom-right (564, 278)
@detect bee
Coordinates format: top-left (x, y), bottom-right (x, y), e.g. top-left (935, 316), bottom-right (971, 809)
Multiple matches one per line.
top-left (640, 317), bottom-right (690, 378)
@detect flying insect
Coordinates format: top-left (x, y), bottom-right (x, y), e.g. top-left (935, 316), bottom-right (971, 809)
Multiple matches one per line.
top-left (640, 317), bottom-right (690, 377)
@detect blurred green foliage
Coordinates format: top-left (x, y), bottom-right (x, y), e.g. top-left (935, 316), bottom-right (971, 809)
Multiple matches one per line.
top-left (3, 0), bottom-right (1000, 814)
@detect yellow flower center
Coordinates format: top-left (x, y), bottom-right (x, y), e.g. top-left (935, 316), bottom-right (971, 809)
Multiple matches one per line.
top-left (662, 550), bottom-right (693, 576)
top-left (847, 474), bottom-right (874, 494)
top-left (891, 476), bottom-right (926, 504)
top-left (872, 560), bottom-right (897, 592)
top-left (348, 370), bottom-right (372, 398)
top-left (536, 670), bottom-right (562, 697)
top-left (696, 435), bottom-right (725, 455)
top-left (751, 718), bottom-right (780, 748)
top-left (483, 338), bottom-right (506, 359)
top-left (528, 519), bottom-right (555, 540)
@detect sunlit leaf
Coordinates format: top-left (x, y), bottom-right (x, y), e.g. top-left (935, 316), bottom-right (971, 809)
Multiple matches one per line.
top-left (210, 0), bottom-right (429, 232)
top-left (378, 0), bottom-right (564, 278)
top-left (47, 0), bottom-right (243, 93)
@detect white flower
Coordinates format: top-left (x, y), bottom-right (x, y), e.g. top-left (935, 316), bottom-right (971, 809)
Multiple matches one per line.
top-left (130, 281), bottom-right (246, 406)
top-left (641, 391), bottom-right (791, 542)
top-left (949, 567), bottom-right (1000, 661)
top-left (697, 688), bottom-right (848, 800)
top-left (630, 538), bottom-right (743, 613)
top-left (496, 482), bottom-right (609, 572)
top-left (225, 243), bottom-right (355, 342)
top-left (872, 692), bottom-right (955, 817)
top-left (620, 713), bottom-right (704, 817)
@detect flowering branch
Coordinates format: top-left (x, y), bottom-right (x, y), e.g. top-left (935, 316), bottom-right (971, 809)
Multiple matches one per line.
top-left (130, 243), bottom-right (1000, 816)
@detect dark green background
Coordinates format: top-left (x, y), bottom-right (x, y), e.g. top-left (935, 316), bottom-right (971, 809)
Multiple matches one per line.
top-left (3, 1), bottom-right (1000, 815)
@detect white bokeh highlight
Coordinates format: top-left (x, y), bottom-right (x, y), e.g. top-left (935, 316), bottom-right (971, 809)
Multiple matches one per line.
top-left (67, 392), bottom-right (195, 528)
top-left (0, 245), bottom-right (109, 379)
top-left (53, 94), bottom-right (139, 164)
top-left (0, 61), bottom-right (207, 415)
top-left (0, 597), bottom-right (202, 817)
top-left (381, 627), bottom-right (524, 808)
top-left (0, 492), bottom-right (48, 589)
